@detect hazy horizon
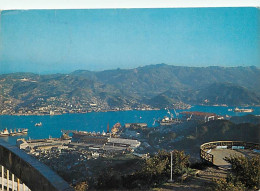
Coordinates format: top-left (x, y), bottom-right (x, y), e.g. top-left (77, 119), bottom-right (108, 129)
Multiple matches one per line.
top-left (0, 64), bottom-right (259, 75)
top-left (1, 8), bottom-right (259, 74)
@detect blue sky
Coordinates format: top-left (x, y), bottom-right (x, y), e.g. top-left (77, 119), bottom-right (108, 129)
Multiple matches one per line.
top-left (0, 8), bottom-right (259, 74)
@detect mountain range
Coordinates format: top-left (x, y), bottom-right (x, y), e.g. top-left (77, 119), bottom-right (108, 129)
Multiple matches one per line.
top-left (0, 64), bottom-right (259, 113)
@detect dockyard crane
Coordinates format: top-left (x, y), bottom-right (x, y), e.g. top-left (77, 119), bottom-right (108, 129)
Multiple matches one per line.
top-left (173, 109), bottom-right (179, 119)
top-left (167, 109), bottom-right (174, 119)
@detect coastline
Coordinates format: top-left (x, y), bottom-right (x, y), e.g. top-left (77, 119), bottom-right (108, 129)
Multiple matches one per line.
top-left (0, 105), bottom-right (259, 116)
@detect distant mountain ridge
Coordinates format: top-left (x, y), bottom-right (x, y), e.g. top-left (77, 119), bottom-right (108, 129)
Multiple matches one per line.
top-left (146, 82), bottom-right (260, 107)
top-left (0, 64), bottom-right (259, 114)
top-left (71, 64), bottom-right (260, 96)
top-left (71, 64), bottom-right (260, 106)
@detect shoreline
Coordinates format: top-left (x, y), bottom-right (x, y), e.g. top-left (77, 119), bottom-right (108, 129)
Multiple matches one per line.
top-left (0, 105), bottom-right (259, 116)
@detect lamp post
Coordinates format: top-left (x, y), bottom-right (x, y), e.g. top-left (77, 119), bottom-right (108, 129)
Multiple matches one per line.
top-left (170, 151), bottom-right (173, 182)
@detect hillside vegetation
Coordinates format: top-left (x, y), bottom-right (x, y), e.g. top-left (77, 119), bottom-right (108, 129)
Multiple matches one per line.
top-left (0, 65), bottom-right (259, 114)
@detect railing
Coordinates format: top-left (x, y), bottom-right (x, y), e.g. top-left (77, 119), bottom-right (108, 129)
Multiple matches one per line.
top-left (200, 141), bottom-right (260, 164)
top-left (1, 165), bottom-right (31, 191)
top-left (0, 140), bottom-right (74, 191)
top-left (200, 148), bottom-right (214, 163)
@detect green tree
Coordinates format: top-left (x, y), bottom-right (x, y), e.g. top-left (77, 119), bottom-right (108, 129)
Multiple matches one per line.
top-left (142, 150), bottom-right (170, 175)
top-left (122, 150), bottom-right (191, 189)
top-left (96, 169), bottom-right (121, 189)
top-left (171, 150), bottom-right (190, 176)
top-left (213, 178), bottom-right (246, 191)
top-left (137, 150), bottom-right (190, 187)
top-left (224, 155), bottom-right (260, 190)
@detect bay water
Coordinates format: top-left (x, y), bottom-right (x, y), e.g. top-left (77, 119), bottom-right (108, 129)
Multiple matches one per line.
top-left (0, 105), bottom-right (259, 145)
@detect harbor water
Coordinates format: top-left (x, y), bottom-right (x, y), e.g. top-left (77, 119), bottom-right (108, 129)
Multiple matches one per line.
top-left (0, 105), bottom-right (259, 145)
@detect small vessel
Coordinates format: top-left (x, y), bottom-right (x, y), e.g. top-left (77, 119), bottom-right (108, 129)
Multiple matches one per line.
top-left (0, 128), bottom-right (28, 137)
top-left (234, 107), bottom-right (254, 113)
top-left (10, 129), bottom-right (28, 136)
top-left (0, 128), bottom-right (9, 137)
top-left (35, 122), bottom-right (42, 126)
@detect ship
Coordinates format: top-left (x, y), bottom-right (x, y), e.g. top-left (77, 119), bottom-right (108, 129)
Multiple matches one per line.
top-left (234, 107), bottom-right (254, 113)
top-left (10, 129), bottom-right (28, 136)
top-left (157, 109), bottom-right (182, 126)
top-left (0, 128), bottom-right (9, 137)
top-left (0, 128), bottom-right (28, 137)
top-left (35, 122), bottom-right (42, 126)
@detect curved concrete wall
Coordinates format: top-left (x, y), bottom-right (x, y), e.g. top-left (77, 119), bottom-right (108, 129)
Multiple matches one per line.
top-left (0, 140), bottom-right (74, 191)
top-left (200, 140), bottom-right (260, 164)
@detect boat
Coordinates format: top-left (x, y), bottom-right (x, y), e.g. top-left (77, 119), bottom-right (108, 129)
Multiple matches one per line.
top-left (10, 129), bottom-right (28, 136)
top-left (157, 109), bottom-right (182, 126)
top-left (158, 116), bottom-right (182, 126)
top-left (0, 128), bottom-right (28, 137)
top-left (234, 107), bottom-right (254, 113)
top-left (35, 122), bottom-right (42, 126)
top-left (0, 128), bottom-right (9, 137)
